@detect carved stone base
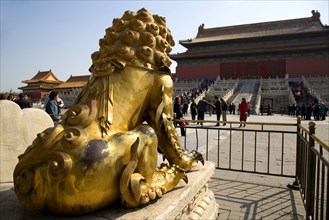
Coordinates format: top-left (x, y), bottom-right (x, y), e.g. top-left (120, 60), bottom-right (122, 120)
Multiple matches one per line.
top-left (0, 161), bottom-right (218, 219)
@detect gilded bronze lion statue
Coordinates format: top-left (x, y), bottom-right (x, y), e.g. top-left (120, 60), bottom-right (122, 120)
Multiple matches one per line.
top-left (14, 8), bottom-right (203, 215)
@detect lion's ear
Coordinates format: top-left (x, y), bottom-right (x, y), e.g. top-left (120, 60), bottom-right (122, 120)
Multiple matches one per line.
top-left (160, 65), bottom-right (171, 74)
top-left (111, 58), bottom-right (126, 69)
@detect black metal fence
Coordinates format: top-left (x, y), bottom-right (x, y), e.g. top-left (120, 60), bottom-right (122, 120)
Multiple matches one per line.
top-left (176, 117), bottom-right (328, 219)
top-left (296, 122), bottom-right (328, 220)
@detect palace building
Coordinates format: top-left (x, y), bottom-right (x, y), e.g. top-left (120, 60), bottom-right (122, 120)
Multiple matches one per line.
top-left (54, 75), bottom-right (90, 107)
top-left (19, 71), bottom-right (90, 106)
top-left (18, 70), bottom-right (63, 101)
top-left (170, 10), bottom-right (329, 80)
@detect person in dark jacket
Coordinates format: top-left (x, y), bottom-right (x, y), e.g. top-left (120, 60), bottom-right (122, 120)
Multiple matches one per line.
top-left (214, 96), bottom-right (221, 126)
top-left (267, 104), bottom-right (272, 115)
top-left (174, 96), bottom-right (186, 136)
top-left (220, 98), bottom-right (228, 125)
top-left (306, 104), bottom-right (313, 120)
top-left (45, 91), bottom-right (60, 125)
top-left (260, 103), bottom-right (264, 115)
top-left (313, 103), bottom-right (319, 120)
top-left (197, 98), bottom-right (206, 125)
top-left (197, 98), bottom-right (215, 126)
top-left (190, 99), bottom-right (197, 121)
top-left (15, 93), bottom-right (31, 109)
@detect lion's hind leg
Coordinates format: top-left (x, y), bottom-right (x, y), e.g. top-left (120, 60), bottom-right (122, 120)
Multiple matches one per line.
top-left (120, 125), bottom-right (187, 207)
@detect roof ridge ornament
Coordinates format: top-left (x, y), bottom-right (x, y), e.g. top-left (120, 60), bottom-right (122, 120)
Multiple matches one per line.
top-left (199, 23), bottom-right (205, 31)
top-left (197, 23), bottom-right (205, 37)
top-left (311, 10), bottom-right (320, 21)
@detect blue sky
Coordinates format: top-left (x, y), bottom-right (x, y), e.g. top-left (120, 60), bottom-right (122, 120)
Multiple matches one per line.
top-left (1, 0), bottom-right (328, 92)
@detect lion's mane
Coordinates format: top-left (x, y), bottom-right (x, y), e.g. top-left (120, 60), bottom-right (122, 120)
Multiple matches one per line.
top-left (90, 8), bottom-right (175, 74)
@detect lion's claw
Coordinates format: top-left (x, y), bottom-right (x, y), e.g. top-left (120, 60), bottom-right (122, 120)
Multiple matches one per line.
top-left (179, 149), bottom-right (204, 171)
top-left (191, 150), bottom-right (204, 165)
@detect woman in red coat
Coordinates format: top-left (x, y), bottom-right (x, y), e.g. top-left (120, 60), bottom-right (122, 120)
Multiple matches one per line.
top-left (239, 98), bottom-right (249, 127)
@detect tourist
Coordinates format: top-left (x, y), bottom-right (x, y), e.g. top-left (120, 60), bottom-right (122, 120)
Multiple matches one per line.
top-left (306, 104), bottom-right (313, 120)
top-left (182, 101), bottom-right (189, 116)
top-left (45, 91), bottom-right (60, 125)
top-left (7, 93), bottom-right (16, 101)
top-left (239, 98), bottom-right (248, 127)
top-left (15, 93), bottom-right (31, 109)
top-left (291, 103), bottom-right (297, 117)
top-left (25, 94), bottom-right (33, 108)
top-left (197, 98), bottom-right (214, 126)
top-left (287, 104), bottom-right (292, 116)
top-left (301, 104), bottom-right (306, 119)
top-left (321, 104), bottom-right (328, 120)
top-left (229, 102), bottom-right (236, 115)
top-left (260, 103), bottom-right (264, 115)
top-left (318, 104), bottom-right (324, 121)
top-left (231, 103), bottom-right (236, 115)
top-left (313, 103), bottom-right (319, 120)
top-left (174, 96), bottom-right (186, 136)
top-left (267, 104), bottom-right (272, 115)
top-left (0, 93), bottom-right (8, 100)
top-left (57, 97), bottom-right (65, 114)
top-left (207, 103), bottom-right (213, 117)
top-left (214, 96), bottom-right (221, 126)
top-left (190, 99), bottom-right (197, 121)
top-left (220, 98), bottom-right (227, 126)
top-left (197, 98), bottom-right (207, 125)
top-left (296, 104), bottom-right (301, 116)
top-left (247, 102), bottom-right (251, 116)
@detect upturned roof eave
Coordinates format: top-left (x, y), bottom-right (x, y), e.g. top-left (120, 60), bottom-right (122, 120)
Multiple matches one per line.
top-left (54, 83), bottom-right (88, 89)
top-left (170, 43), bottom-right (329, 61)
top-left (22, 79), bottom-right (63, 84)
top-left (179, 28), bottom-right (329, 47)
top-left (18, 85), bottom-right (54, 90)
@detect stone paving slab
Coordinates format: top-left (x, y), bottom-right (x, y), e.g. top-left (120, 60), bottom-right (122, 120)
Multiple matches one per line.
top-left (210, 171), bottom-right (306, 220)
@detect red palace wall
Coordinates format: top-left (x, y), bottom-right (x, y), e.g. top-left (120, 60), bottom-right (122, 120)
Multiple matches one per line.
top-left (175, 63), bottom-right (220, 79)
top-left (175, 61), bottom-right (286, 79)
top-left (286, 58), bottom-right (329, 77)
top-left (25, 91), bottom-right (47, 100)
top-left (175, 58), bottom-right (328, 79)
top-left (220, 60), bottom-right (286, 79)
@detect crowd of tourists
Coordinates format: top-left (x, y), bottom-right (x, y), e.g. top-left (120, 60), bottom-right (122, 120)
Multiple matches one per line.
top-left (176, 79), bottom-right (215, 106)
top-left (290, 81), bottom-right (305, 103)
top-left (259, 103), bottom-right (273, 116)
top-left (0, 92), bottom-right (33, 109)
top-left (0, 91), bottom-right (65, 125)
top-left (288, 102), bottom-right (328, 121)
top-left (174, 84), bottom-right (328, 138)
top-left (287, 81), bottom-right (328, 120)
top-left (174, 94), bottom-right (253, 135)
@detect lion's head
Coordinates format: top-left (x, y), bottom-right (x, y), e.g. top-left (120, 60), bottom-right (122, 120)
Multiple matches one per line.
top-left (90, 8), bottom-right (175, 74)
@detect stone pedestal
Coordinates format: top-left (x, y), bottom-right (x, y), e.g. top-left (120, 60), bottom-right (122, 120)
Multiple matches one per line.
top-left (0, 161), bottom-right (218, 219)
top-left (99, 161), bottom-right (218, 220)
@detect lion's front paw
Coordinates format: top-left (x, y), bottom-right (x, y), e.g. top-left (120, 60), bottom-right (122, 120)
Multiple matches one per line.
top-left (179, 149), bottom-right (204, 171)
